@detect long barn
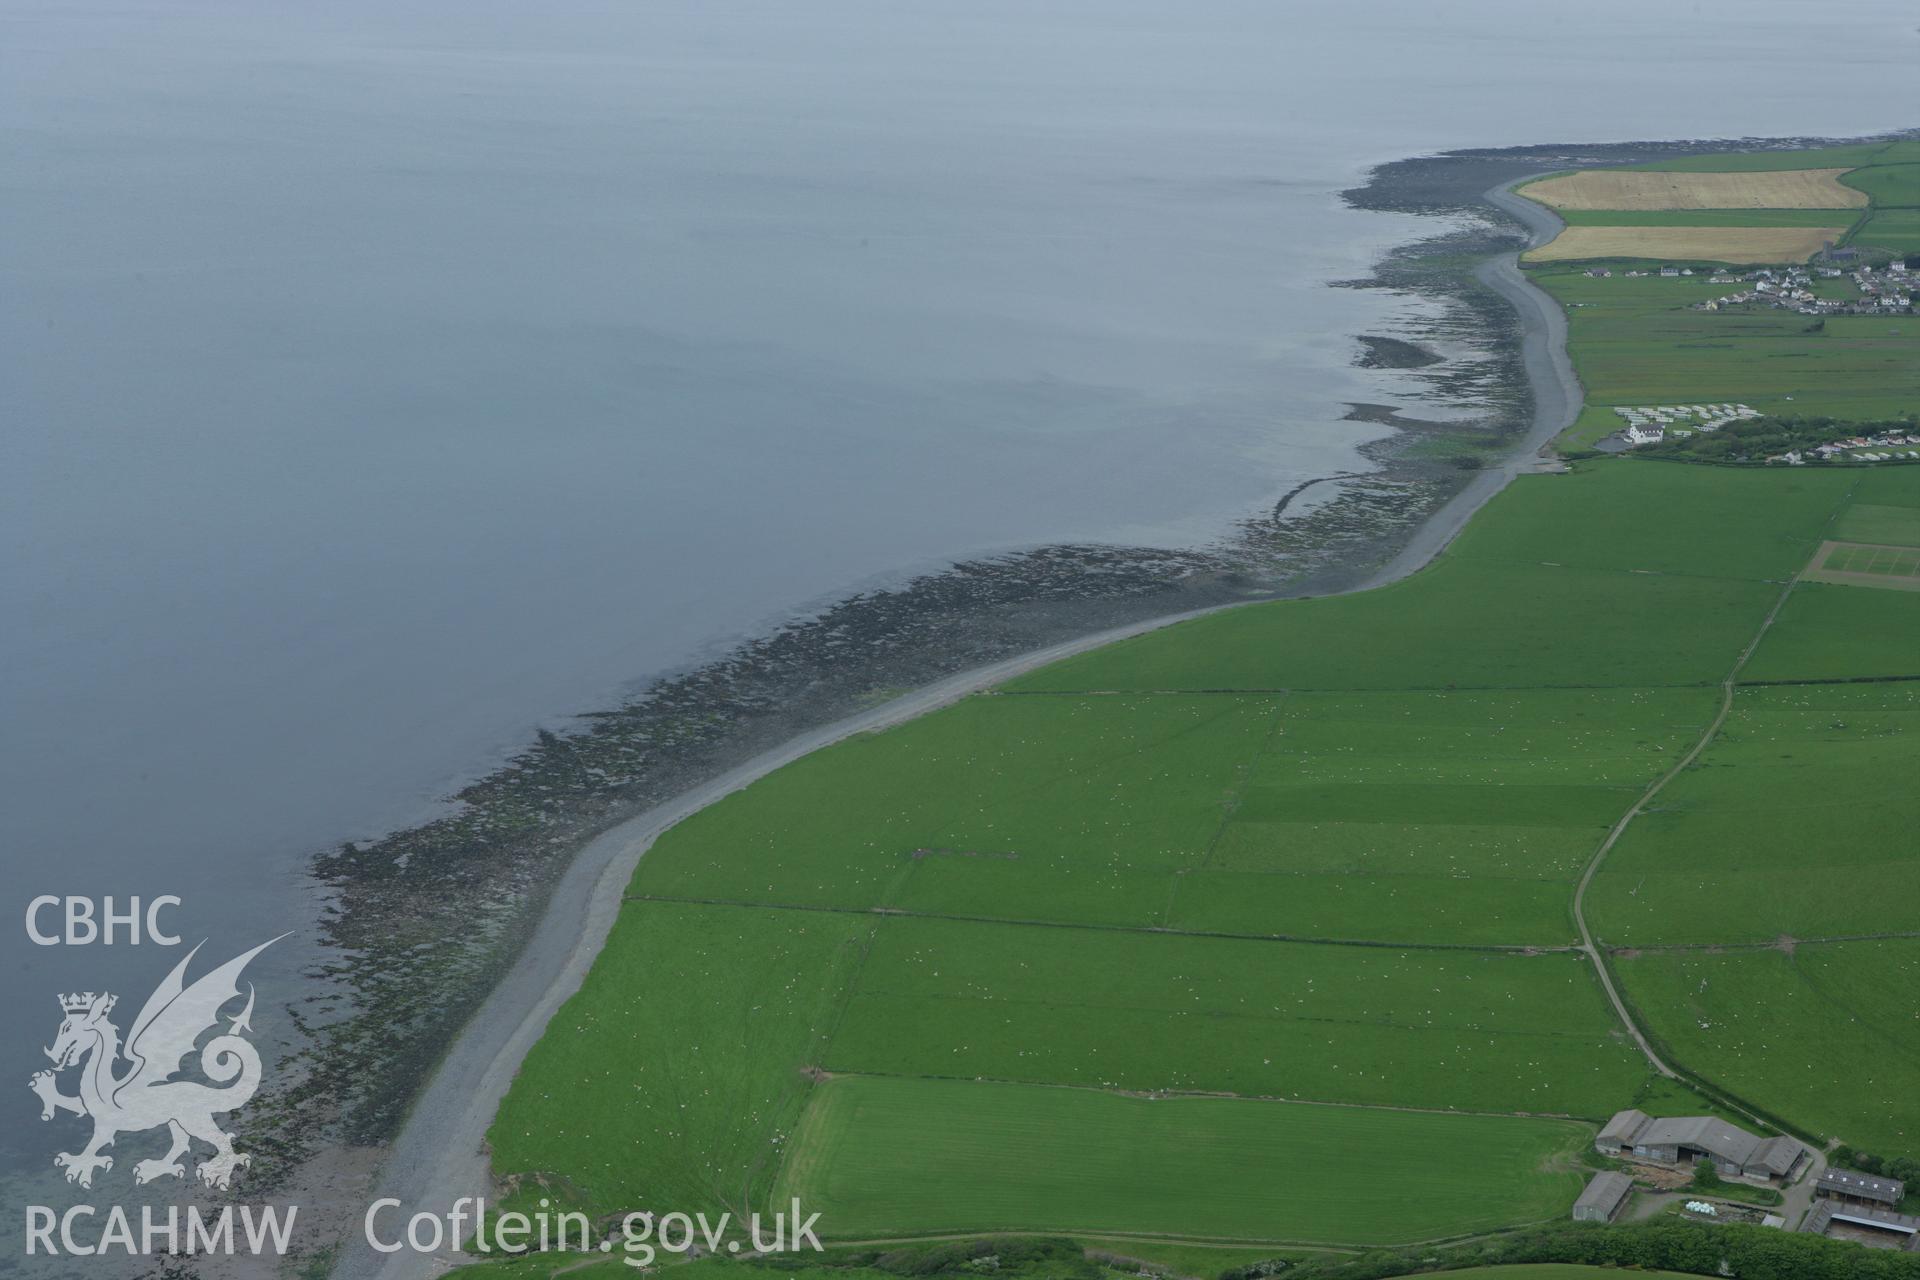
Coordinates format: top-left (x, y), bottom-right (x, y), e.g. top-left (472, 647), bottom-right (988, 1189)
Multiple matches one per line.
top-left (1595, 1109), bottom-right (1809, 1185)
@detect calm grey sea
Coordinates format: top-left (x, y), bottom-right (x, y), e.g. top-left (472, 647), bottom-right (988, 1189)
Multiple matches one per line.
top-left (0, 0), bottom-right (1912, 1190)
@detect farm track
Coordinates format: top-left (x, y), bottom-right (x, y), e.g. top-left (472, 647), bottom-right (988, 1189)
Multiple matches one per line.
top-left (1561, 478), bottom-right (1860, 1228)
top-left (1483, 176), bottom-right (1876, 1173)
top-left (1494, 170), bottom-right (1857, 1228)
top-left (1568, 473), bottom-right (1860, 1071)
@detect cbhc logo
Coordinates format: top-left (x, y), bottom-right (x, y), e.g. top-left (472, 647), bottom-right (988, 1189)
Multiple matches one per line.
top-left (25, 896), bottom-right (183, 946)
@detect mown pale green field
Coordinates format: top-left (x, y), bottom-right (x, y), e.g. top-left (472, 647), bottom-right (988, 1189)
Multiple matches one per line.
top-left (776, 1076), bottom-right (1589, 1244)
top-left (1818, 541), bottom-right (1920, 578)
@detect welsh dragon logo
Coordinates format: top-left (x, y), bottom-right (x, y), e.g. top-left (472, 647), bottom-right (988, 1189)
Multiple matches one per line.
top-left (28, 936), bottom-right (284, 1190)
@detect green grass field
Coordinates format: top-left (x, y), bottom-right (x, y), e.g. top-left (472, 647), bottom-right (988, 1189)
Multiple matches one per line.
top-left (1742, 581), bottom-right (1920, 680)
top-left (1442, 462), bottom-right (1848, 581)
top-left (1615, 940), bottom-right (1920, 1153)
top-left (1832, 501), bottom-right (1920, 547)
top-left (1841, 162), bottom-right (1920, 208)
top-left (1560, 403), bottom-right (1630, 450)
top-left (1006, 465), bottom-right (1849, 695)
top-left (1854, 467), bottom-right (1920, 507)
top-left (1004, 561), bottom-right (1777, 695)
top-left (1527, 264), bottom-right (1920, 424)
top-left (489, 900), bottom-right (874, 1218)
top-left (1852, 208), bottom-right (1920, 254)
top-left (776, 1076), bottom-right (1589, 1244)
top-left (492, 457), bottom-right (1896, 1241)
top-left (1170, 685), bottom-right (1717, 945)
top-left (1585, 683), bottom-right (1920, 945)
top-left (1633, 141), bottom-right (1920, 172)
top-left (827, 918), bottom-right (1643, 1116)
top-left (631, 693), bottom-right (1282, 925)
top-left (486, 141), bottom-right (1918, 1253)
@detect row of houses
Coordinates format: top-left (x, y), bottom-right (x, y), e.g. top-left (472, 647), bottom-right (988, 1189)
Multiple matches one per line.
top-left (1768, 431), bottom-right (1920, 465)
top-left (1695, 260), bottom-right (1914, 317)
top-left (1583, 266), bottom-right (1704, 280)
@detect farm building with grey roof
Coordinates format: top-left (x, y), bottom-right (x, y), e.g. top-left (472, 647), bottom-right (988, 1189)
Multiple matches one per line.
top-left (1801, 1199), bottom-right (1920, 1251)
top-left (1595, 1109), bottom-right (1810, 1184)
top-left (1572, 1170), bottom-right (1633, 1222)
top-left (1818, 1168), bottom-right (1907, 1207)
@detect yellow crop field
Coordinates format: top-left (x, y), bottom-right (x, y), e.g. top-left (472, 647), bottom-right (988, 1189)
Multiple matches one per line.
top-left (1523, 224), bottom-right (1844, 264)
top-left (1521, 167), bottom-right (1868, 210)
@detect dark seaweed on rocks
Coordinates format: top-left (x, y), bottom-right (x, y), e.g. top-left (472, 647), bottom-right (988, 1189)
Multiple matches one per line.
top-left (256, 482), bottom-right (1466, 1175)
top-left (1355, 335), bottom-right (1444, 369)
top-left (1337, 222), bottom-right (1530, 441)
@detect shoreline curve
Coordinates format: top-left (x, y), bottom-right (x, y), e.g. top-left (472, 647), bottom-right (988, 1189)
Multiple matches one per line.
top-left (342, 176), bottom-right (1578, 1280)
